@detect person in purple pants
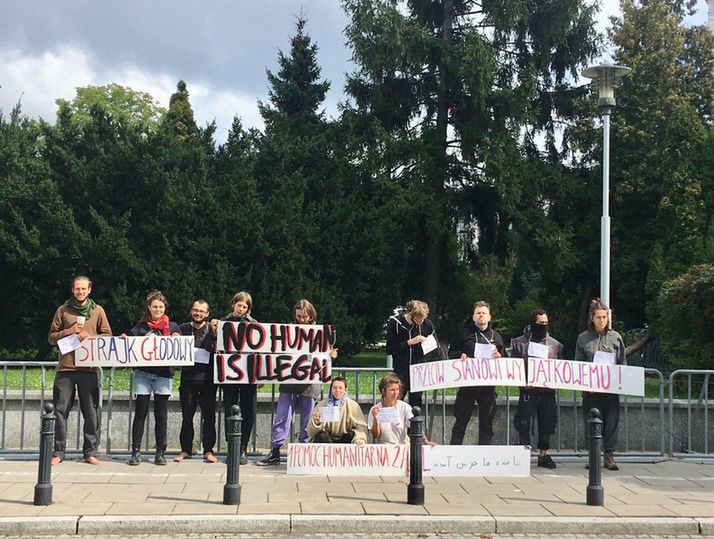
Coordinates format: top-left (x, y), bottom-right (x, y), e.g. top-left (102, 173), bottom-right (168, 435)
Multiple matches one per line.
top-left (257, 299), bottom-right (337, 466)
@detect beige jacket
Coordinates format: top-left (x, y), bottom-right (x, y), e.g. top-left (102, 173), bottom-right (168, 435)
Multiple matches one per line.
top-left (307, 398), bottom-right (368, 444)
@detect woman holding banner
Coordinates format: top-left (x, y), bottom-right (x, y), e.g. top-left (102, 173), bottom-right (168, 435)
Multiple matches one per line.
top-left (575, 298), bottom-right (626, 471)
top-left (126, 291), bottom-right (181, 466)
top-left (208, 291), bottom-right (258, 465)
top-left (257, 299), bottom-right (338, 466)
top-left (307, 376), bottom-right (367, 444)
top-left (386, 300), bottom-right (438, 411)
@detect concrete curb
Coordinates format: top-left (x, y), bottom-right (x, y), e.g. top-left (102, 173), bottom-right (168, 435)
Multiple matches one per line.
top-left (290, 515), bottom-right (495, 534)
top-left (77, 515), bottom-right (291, 535)
top-left (0, 515), bottom-right (709, 536)
top-left (494, 516), bottom-right (701, 535)
top-left (0, 516), bottom-right (77, 535)
top-left (698, 518), bottom-right (714, 535)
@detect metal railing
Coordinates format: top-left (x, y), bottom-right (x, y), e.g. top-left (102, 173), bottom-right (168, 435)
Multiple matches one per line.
top-left (0, 361), bottom-right (704, 459)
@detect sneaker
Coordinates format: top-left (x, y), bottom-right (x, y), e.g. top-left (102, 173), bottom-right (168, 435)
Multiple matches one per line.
top-left (256, 448), bottom-right (281, 466)
top-left (537, 454), bottom-right (556, 469)
top-left (128, 451), bottom-right (141, 466)
top-left (240, 450), bottom-right (248, 465)
top-left (204, 452), bottom-right (218, 463)
top-left (604, 451), bottom-right (619, 471)
top-left (154, 451), bottom-right (167, 466)
top-left (84, 455), bottom-right (100, 465)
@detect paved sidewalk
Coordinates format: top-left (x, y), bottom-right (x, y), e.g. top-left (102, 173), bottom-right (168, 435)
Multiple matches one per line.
top-left (0, 455), bottom-right (713, 536)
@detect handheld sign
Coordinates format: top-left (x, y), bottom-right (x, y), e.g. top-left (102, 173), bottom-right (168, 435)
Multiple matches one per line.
top-left (423, 445), bottom-right (531, 477)
top-left (75, 336), bottom-right (194, 367)
top-left (409, 357), bottom-right (525, 392)
top-left (320, 405), bottom-right (340, 422)
top-left (214, 321), bottom-right (334, 385)
top-left (527, 357), bottom-right (645, 396)
top-left (287, 443), bottom-right (408, 476)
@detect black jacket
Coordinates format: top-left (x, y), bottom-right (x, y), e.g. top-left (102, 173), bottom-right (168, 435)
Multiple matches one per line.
top-left (130, 320), bottom-right (181, 379)
top-left (386, 313), bottom-right (437, 375)
top-left (178, 322), bottom-right (213, 385)
top-left (447, 320), bottom-right (505, 360)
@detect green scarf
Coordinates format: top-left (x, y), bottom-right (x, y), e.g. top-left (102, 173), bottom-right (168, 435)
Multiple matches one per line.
top-left (65, 297), bottom-right (96, 319)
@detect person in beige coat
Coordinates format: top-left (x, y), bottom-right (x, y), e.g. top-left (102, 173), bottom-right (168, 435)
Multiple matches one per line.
top-left (307, 377), bottom-right (368, 444)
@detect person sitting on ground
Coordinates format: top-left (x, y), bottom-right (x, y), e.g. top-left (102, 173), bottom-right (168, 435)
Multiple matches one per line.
top-left (368, 373), bottom-right (435, 445)
top-left (307, 376), bottom-right (367, 444)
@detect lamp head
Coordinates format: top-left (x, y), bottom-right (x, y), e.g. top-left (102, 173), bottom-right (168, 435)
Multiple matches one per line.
top-left (582, 63), bottom-right (631, 113)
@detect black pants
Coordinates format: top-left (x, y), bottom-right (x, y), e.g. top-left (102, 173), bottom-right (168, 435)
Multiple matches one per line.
top-left (450, 385), bottom-right (496, 445)
top-left (178, 381), bottom-right (218, 455)
top-left (396, 370), bottom-right (423, 411)
top-left (132, 394), bottom-right (169, 452)
top-left (221, 384), bottom-right (257, 452)
top-left (514, 388), bottom-right (557, 450)
top-left (312, 430), bottom-right (355, 443)
top-left (52, 370), bottom-right (99, 459)
top-left (583, 392), bottom-right (620, 452)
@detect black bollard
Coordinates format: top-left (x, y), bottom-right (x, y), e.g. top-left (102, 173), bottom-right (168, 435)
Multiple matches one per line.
top-left (586, 407), bottom-right (604, 506)
top-left (223, 404), bottom-right (242, 505)
top-left (407, 406), bottom-right (424, 505)
top-left (34, 402), bottom-right (55, 506)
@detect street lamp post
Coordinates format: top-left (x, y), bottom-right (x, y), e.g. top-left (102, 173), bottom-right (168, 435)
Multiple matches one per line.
top-left (582, 63), bottom-right (631, 312)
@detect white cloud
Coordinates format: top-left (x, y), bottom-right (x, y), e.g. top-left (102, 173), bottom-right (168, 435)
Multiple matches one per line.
top-left (0, 43), bottom-right (263, 143)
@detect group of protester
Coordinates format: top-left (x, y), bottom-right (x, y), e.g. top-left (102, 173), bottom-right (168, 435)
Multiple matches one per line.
top-left (48, 275), bottom-right (626, 471)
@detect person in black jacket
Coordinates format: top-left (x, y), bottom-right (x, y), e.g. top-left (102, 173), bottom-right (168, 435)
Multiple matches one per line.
top-left (175, 299), bottom-right (218, 463)
top-left (209, 291), bottom-right (258, 465)
top-left (386, 300), bottom-right (436, 410)
top-left (510, 309), bottom-right (563, 469)
top-left (126, 290), bottom-right (181, 466)
top-left (449, 300), bottom-right (505, 445)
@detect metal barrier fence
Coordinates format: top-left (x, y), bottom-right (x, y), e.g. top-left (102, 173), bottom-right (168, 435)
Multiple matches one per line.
top-left (668, 369), bottom-right (714, 457)
top-left (0, 362), bottom-right (704, 458)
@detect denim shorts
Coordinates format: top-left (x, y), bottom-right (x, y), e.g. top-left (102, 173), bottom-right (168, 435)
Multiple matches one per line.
top-left (132, 369), bottom-right (173, 396)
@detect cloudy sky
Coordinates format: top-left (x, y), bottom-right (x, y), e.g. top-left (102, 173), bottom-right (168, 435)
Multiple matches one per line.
top-left (1, 0), bottom-right (708, 143)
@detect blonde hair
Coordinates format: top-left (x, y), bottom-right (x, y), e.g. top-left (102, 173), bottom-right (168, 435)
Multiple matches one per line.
top-left (405, 299), bottom-right (429, 319)
top-left (230, 291), bottom-right (253, 315)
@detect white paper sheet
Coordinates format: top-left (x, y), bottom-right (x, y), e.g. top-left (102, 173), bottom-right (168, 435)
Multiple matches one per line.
top-left (421, 334), bottom-right (438, 355)
top-left (194, 348), bottom-right (210, 365)
top-left (593, 351), bottom-right (615, 365)
top-left (57, 334), bottom-right (82, 355)
top-left (377, 406), bottom-right (400, 424)
top-left (527, 341), bottom-right (549, 359)
top-left (474, 343), bottom-right (496, 358)
top-left (320, 405), bottom-right (340, 422)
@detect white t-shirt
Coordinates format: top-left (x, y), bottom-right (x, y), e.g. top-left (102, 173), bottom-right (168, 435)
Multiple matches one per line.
top-left (367, 400), bottom-right (414, 444)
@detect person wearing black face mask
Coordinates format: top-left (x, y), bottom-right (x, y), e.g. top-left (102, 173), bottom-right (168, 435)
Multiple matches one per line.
top-left (510, 309), bottom-right (563, 469)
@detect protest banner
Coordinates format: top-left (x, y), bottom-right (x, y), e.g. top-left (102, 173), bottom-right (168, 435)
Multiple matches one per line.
top-left (423, 445), bottom-right (531, 477)
top-left (527, 357), bottom-right (645, 396)
top-left (409, 357), bottom-right (525, 392)
top-left (216, 321), bottom-right (335, 354)
top-left (215, 321), bottom-right (334, 384)
top-left (287, 443), bottom-right (408, 475)
top-left (214, 351), bottom-right (331, 384)
top-left (75, 336), bottom-right (194, 367)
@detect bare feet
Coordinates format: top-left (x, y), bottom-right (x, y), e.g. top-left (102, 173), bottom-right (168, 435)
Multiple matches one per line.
top-left (174, 451), bottom-right (191, 462)
top-left (204, 452), bottom-right (218, 463)
top-left (84, 455), bottom-right (100, 465)
top-left (51, 456), bottom-right (63, 465)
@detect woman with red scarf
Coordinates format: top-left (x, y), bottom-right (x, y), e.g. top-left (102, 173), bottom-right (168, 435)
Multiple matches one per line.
top-left (127, 290), bottom-right (180, 466)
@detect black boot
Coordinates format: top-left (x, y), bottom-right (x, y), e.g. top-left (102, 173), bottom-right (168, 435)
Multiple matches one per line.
top-left (256, 447), bottom-right (281, 466)
top-left (154, 449), bottom-right (167, 466)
